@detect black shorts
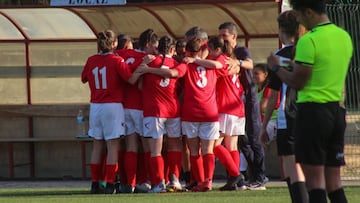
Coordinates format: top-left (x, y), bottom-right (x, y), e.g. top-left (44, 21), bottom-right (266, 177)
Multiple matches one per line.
top-left (276, 125), bottom-right (295, 156)
top-left (295, 102), bottom-right (346, 166)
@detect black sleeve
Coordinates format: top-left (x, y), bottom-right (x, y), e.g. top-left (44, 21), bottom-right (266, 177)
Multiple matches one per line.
top-left (234, 46), bottom-right (251, 60)
top-left (268, 71), bottom-right (281, 91)
top-left (268, 45), bottom-right (294, 91)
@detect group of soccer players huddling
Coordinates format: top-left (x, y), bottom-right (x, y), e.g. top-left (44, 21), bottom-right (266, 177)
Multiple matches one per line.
top-left (82, 23), bottom-right (256, 194)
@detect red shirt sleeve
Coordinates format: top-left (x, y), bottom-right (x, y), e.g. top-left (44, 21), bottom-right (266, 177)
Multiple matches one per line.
top-left (263, 86), bottom-right (281, 109)
top-left (263, 87), bottom-right (271, 99)
top-left (116, 57), bottom-right (132, 82)
top-left (174, 63), bottom-right (188, 77)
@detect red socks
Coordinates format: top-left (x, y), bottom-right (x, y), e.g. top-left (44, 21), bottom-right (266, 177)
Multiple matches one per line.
top-left (103, 164), bottom-right (118, 184)
top-left (90, 164), bottom-right (101, 182)
top-left (149, 156), bottom-right (164, 185)
top-left (166, 151), bottom-right (182, 178)
top-left (202, 154), bottom-right (215, 181)
top-left (190, 155), bottom-right (204, 183)
top-left (214, 145), bottom-right (239, 177)
top-left (230, 150), bottom-right (240, 170)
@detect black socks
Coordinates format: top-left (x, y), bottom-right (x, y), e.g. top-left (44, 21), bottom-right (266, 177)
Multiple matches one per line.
top-left (328, 188), bottom-right (348, 203)
top-left (308, 187), bottom-right (348, 203)
top-left (309, 189), bottom-right (327, 203)
top-left (291, 182), bottom-right (309, 203)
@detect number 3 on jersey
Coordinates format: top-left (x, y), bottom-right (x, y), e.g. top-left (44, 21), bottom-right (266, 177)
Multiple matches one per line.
top-left (160, 65), bottom-right (170, 87)
top-left (196, 66), bottom-right (207, 88)
top-left (92, 66), bottom-right (107, 89)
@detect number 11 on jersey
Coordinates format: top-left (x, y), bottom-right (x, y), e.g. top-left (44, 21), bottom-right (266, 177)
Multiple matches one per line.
top-left (92, 66), bottom-right (107, 89)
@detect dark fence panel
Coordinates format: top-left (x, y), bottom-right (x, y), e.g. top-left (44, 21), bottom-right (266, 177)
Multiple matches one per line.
top-left (327, 3), bottom-right (360, 180)
top-left (327, 3), bottom-right (360, 111)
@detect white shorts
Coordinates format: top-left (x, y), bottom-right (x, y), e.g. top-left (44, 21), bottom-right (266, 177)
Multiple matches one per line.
top-left (182, 121), bottom-right (220, 140)
top-left (124, 108), bottom-right (143, 136)
top-left (143, 117), bottom-right (181, 139)
top-left (219, 113), bottom-right (246, 136)
top-left (266, 119), bottom-right (277, 144)
top-left (88, 103), bottom-right (126, 141)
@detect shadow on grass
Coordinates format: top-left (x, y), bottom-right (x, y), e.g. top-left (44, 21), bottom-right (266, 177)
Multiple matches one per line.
top-left (0, 189), bottom-right (90, 197)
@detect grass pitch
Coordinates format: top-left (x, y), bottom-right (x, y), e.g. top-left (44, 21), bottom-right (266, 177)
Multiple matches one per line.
top-left (0, 186), bottom-right (359, 203)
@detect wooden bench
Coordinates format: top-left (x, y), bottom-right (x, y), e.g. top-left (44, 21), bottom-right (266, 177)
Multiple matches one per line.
top-left (0, 104), bottom-right (92, 179)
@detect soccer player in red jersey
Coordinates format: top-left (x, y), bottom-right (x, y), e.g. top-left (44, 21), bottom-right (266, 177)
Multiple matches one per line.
top-left (138, 35), bottom-right (187, 192)
top-left (184, 26), bottom-right (209, 59)
top-left (219, 22), bottom-right (268, 190)
top-left (180, 26), bottom-right (209, 190)
top-left (116, 34), bottom-right (133, 51)
top-left (180, 38), bottom-right (226, 192)
top-left (114, 29), bottom-right (159, 193)
top-left (183, 36), bottom-right (244, 191)
top-left (203, 36), bottom-right (245, 191)
top-left (113, 33), bottom-right (134, 193)
top-left (81, 30), bottom-right (144, 194)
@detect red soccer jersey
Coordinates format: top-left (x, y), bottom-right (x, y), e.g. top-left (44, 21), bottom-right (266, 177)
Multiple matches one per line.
top-left (181, 60), bottom-right (219, 122)
top-left (81, 53), bottom-right (131, 103)
top-left (114, 49), bottom-right (146, 110)
top-left (215, 55), bottom-right (245, 117)
top-left (142, 55), bottom-right (187, 118)
top-left (262, 86), bottom-right (280, 109)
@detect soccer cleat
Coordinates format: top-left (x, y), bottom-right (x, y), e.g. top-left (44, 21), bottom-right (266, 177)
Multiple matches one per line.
top-left (192, 179), bottom-right (212, 192)
top-left (262, 176), bottom-right (269, 184)
top-left (90, 182), bottom-right (103, 194)
top-left (119, 184), bottom-right (135, 193)
top-left (184, 181), bottom-right (197, 191)
top-left (135, 182), bottom-right (151, 193)
top-left (247, 176), bottom-right (268, 191)
top-left (219, 175), bottom-right (241, 191)
top-left (114, 182), bottom-right (121, 193)
top-left (99, 181), bottom-right (107, 190)
top-left (237, 183), bottom-right (248, 191)
top-left (148, 181), bottom-right (166, 193)
top-left (247, 181), bottom-right (266, 190)
top-left (104, 183), bottom-right (116, 194)
top-left (167, 174), bottom-right (182, 192)
top-left (236, 173), bottom-right (248, 190)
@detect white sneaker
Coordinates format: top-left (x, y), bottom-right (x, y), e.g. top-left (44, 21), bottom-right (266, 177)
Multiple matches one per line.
top-left (167, 174), bottom-right (182, 192)
top-left (247, 181), bottom-right (266, 190)
top-left (135, 182), bottom-right (151, 193)
top-left (149, 181), bottom-right (166, 193)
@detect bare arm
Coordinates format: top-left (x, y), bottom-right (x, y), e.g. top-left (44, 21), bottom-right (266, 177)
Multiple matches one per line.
top-left (276, 61), bottom-right (312, 90)
top-left (227, 64), bottom-right (240, 75)
top-left (240, 58), bottom-right (254, 70)
top-left (127, 70), bottom-right (145, 85)
top-left (260, 96), bottom-right (269, 114)
top-left (142, 64), bottom-right (180, 78)
top-left (183, 57), bottom-right (223, 69)
top-left (259, 90), bottom-right (278, 146)
top-left (126, 54), bottom-right (158, 85)
top-left (261, 90), bottom-right (278, 129)
top-left (226, 57), bottom-right (253, 70)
